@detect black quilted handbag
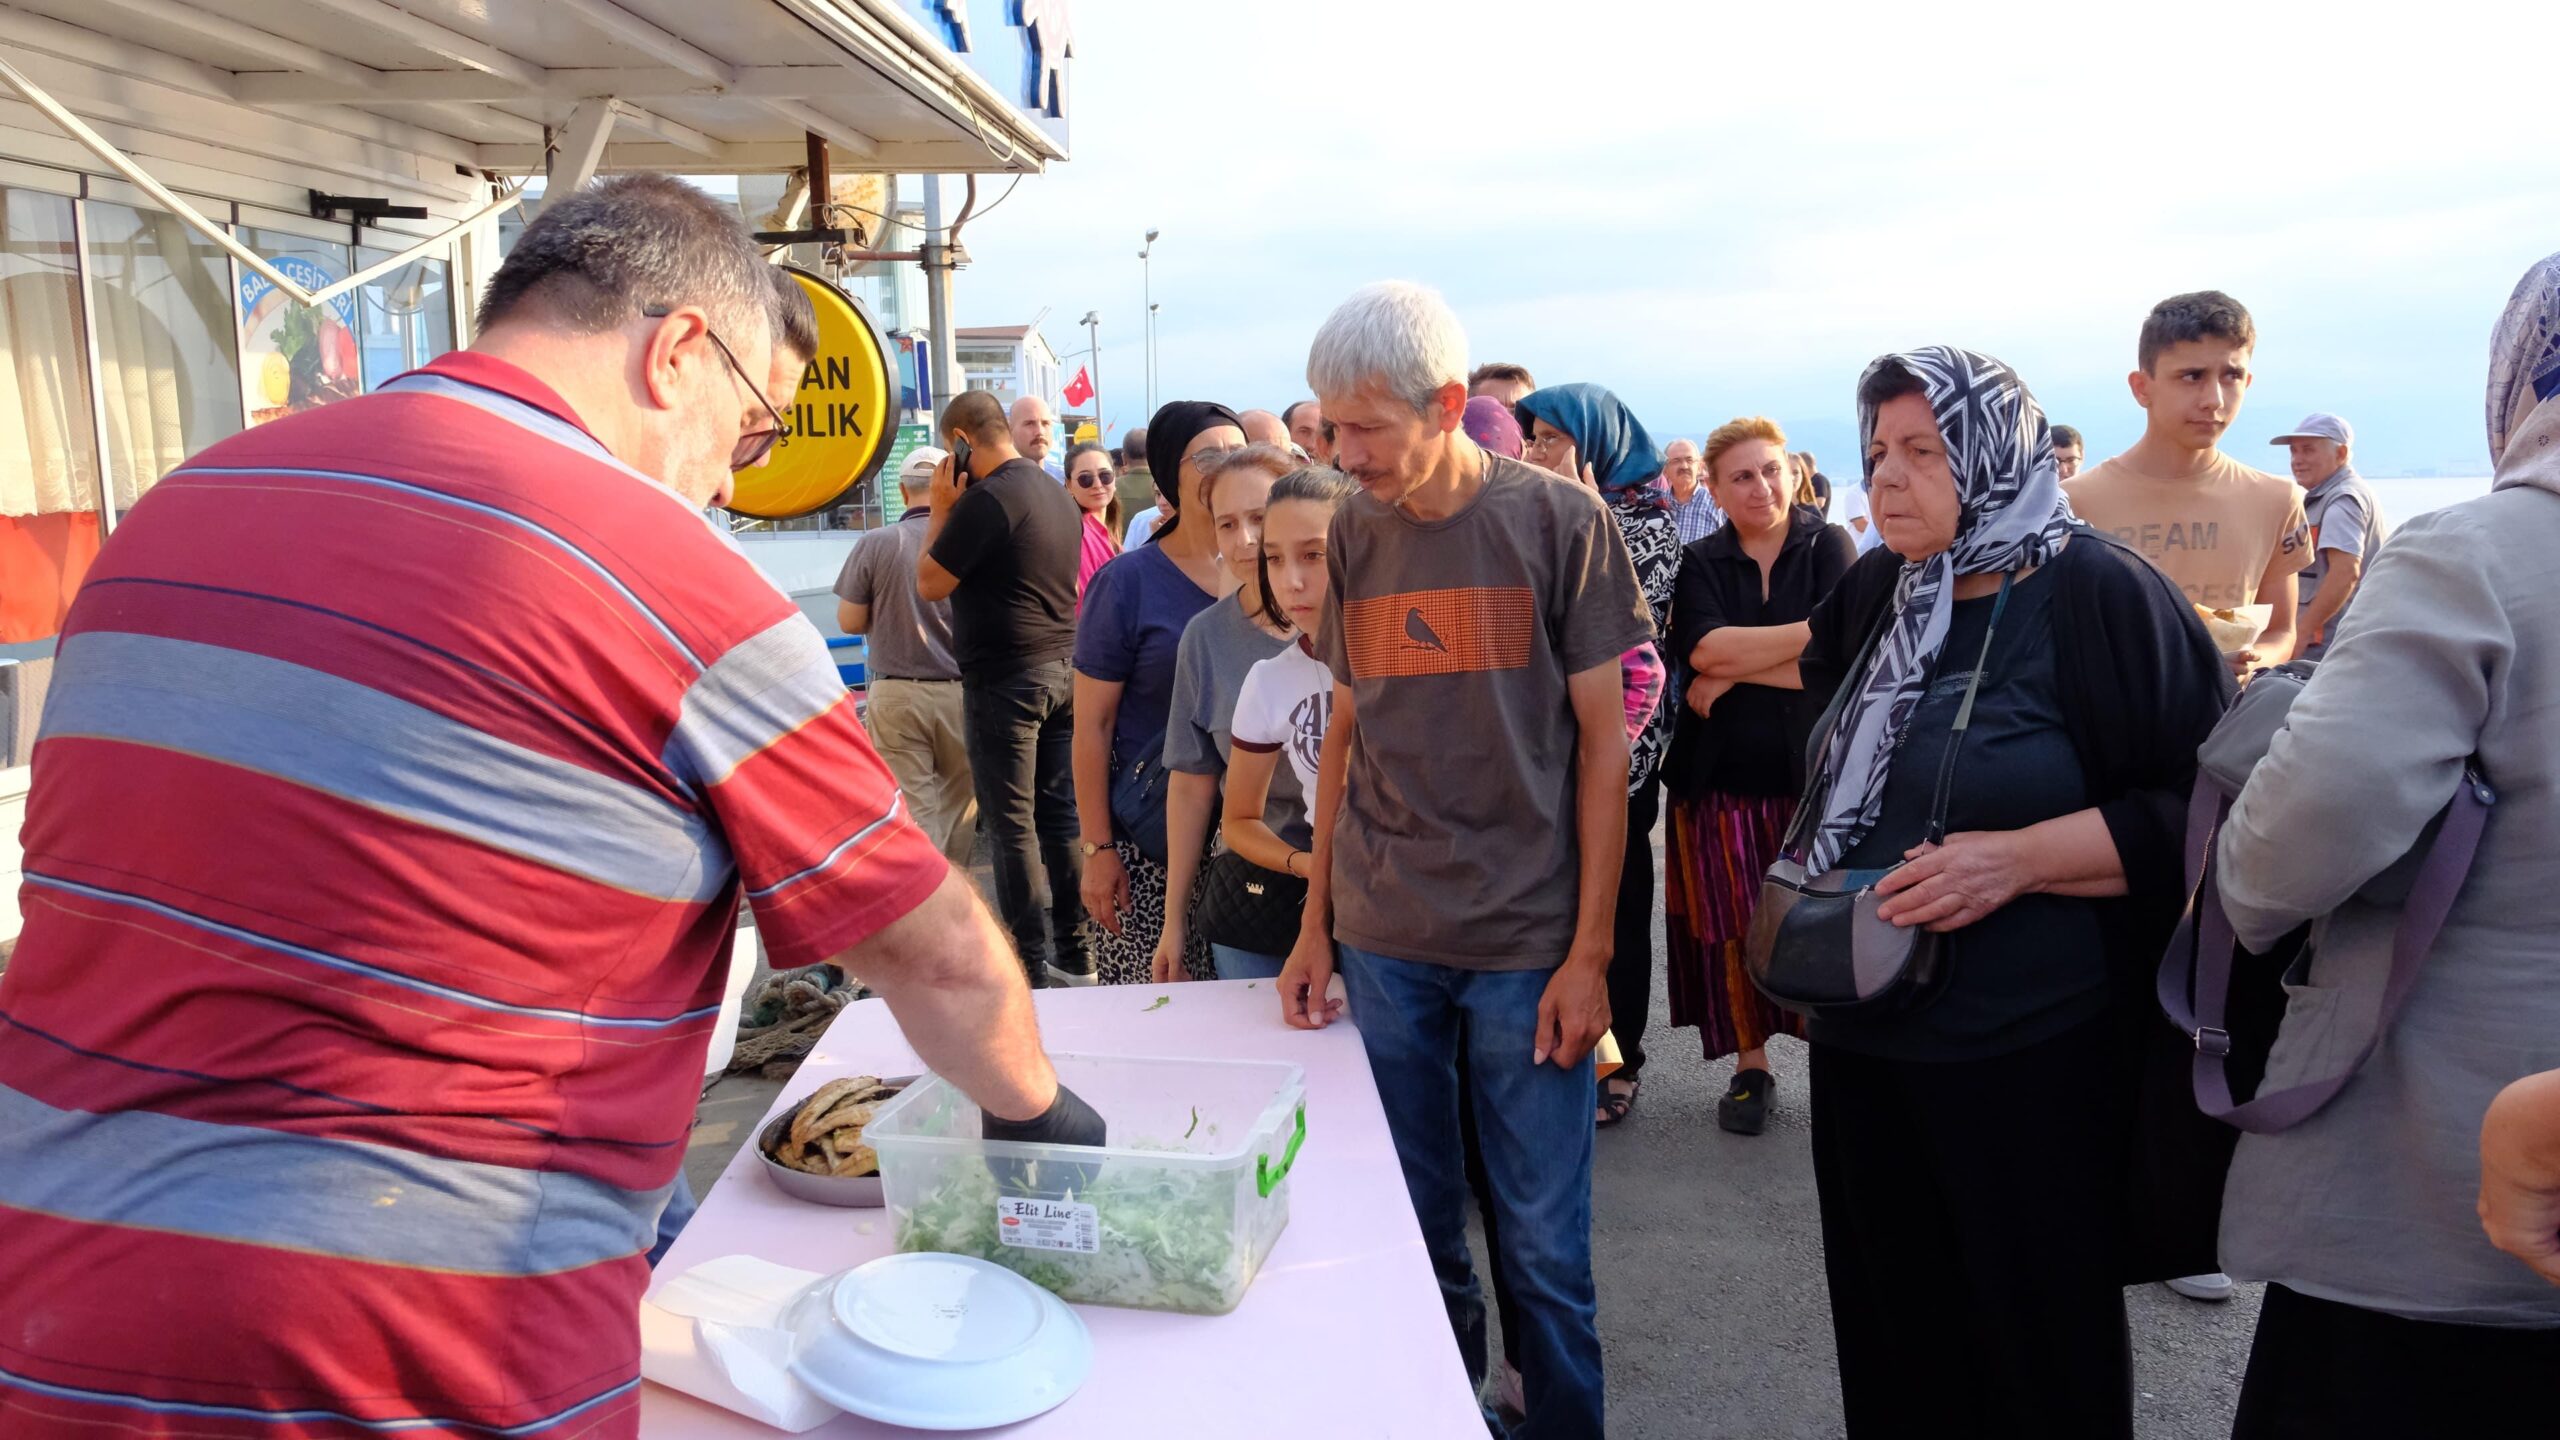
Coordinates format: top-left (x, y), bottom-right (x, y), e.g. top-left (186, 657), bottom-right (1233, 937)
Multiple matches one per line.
top-left (1190, 848), bottom-right (1307, 959)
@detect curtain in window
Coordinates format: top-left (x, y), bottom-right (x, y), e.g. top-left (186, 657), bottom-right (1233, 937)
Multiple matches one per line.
top-left (89, 201), bottom-right (240, 511)
top-left (0, 188), bottom-right (101, 644)
top-left (0, 188), bottom-right (95, 521)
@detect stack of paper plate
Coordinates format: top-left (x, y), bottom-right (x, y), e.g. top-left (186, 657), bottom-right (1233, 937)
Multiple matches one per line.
top-left (784, 1253), bottom-right (1092, 1431)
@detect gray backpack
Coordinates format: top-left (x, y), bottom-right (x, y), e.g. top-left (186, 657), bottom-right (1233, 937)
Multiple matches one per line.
top-left (2155, 661), bottom-right (2494, 1133)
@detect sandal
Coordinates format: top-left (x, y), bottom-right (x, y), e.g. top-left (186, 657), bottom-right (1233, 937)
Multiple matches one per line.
top-left (1595, 1075), bottom-right (1639, 1128)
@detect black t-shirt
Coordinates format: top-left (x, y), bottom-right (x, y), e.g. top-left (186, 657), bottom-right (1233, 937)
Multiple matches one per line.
top-left (1808, 565), bottom-right (2111, 1062)
top-left (925, 456), bottom-right (1081, 677)
top-left (1665, 507), bottom-right (1857, 800)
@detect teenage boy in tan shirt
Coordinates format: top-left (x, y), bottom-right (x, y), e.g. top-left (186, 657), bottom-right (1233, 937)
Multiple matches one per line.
top-left (2066, 290), bottom-right (2310, 676)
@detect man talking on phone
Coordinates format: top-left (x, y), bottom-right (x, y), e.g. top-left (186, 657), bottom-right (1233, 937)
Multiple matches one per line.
top-left (917, 390), bottom-right (1091, 985)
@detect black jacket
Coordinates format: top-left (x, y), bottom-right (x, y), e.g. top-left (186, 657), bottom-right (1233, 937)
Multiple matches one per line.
top-left (1801, 525), bottom-right (2235, 953)
top-left (1664, 506), bottom-right (1858, 800)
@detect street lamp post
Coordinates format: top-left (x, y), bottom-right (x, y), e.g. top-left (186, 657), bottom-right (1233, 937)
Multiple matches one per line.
top-left (1079, 310), bottom-right (1101, 437)
top-left (1139, 227), bottom-right (1159, 416)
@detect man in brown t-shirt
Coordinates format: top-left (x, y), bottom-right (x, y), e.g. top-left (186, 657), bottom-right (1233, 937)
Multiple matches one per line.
top-left (2066, 290), bottom-right (2310, 675)
top-left (1282, 282), bottom-right (1649, 1438)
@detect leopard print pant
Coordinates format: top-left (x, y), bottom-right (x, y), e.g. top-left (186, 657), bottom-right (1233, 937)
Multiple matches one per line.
top-left (1081, 840), bottom-right (1216, 986)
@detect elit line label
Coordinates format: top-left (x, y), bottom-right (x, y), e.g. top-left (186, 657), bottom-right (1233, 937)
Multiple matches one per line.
top-left (995, 1196), bottom-right (1099, 1254)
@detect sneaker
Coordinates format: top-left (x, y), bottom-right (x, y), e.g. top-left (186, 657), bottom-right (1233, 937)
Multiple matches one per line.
top-left (1044, 950), bottom-right (1098, 988)
top-left (1718, 1067), bottom-right (1775, 1135)
top-left (2165, 1272), bottom-right (2235, 1302)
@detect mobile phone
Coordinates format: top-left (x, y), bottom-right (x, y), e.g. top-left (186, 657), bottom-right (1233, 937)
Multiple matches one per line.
top-left (950, 434), bottom-right (973, 487)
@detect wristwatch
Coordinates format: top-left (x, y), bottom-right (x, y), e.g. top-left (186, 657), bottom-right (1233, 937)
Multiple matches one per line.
top-left (1079, 841), bottom-right (1108, 859)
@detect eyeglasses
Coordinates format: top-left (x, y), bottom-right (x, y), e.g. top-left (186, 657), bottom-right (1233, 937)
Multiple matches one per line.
top-left (641, 303), bottom-right (793, 470)
top-left (1072, 470), bottom-right (1116, 489)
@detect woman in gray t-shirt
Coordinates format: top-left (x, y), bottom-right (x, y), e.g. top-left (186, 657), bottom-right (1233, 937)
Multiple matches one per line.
top-left (1150, 446), bottom-right (1297, 983)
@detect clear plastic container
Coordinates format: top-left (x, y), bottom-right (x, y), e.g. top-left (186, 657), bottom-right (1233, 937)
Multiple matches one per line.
top-left (864, 1053), bottom-right (1307, 1316)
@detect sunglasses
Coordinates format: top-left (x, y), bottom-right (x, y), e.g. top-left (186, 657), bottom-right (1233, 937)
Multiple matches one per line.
top-left (641, 303), bottom-right (793, 470)
top-left (1072, 470), bottom-right (1116, 489)
top-left (1185, 445), bottom-right (1245, 472)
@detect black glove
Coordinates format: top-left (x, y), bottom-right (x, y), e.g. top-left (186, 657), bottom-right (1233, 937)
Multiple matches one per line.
top-left (982, 1081), bottom-right (1106, 1147)
top-left (982, 1082), bottom-right (1106, 1199)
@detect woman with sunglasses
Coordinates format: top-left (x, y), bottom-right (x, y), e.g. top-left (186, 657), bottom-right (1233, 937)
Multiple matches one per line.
top-left (1065, 441), bottom-right (1122, 609)
top-left (1074, 401), bottom-right (1247, 985)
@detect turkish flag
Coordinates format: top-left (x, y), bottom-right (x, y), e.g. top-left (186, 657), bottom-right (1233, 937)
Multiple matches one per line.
top-left (1062, 366), bottom-right (1094, 408)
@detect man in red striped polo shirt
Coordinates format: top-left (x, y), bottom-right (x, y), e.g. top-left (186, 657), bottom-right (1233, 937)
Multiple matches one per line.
top-left (0, 175), bottom-right (1097, 1438)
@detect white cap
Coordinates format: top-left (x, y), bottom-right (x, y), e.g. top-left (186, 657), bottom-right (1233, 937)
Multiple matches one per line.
top-left (2268, 413), bottom-right (2353, 447)
top-left (899, 446), bottom-right (948, 488)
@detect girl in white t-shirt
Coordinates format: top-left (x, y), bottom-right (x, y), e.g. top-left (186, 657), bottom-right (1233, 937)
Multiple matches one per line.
top-left (1216, 468), bottom-right (1358, 980)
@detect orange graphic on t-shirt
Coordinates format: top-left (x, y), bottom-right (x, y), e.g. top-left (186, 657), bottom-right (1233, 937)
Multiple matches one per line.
top-left (1343, 586), bottom-right (1536, 677)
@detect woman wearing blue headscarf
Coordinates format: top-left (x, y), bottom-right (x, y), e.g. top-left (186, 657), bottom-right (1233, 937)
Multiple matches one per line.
top-left (1517, 383), bottom-right (1676, 1126)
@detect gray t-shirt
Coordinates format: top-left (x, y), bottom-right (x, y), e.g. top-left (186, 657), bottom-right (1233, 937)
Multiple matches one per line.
top-left (833, 507), bottom-right (959, 681)
top-left (1163, 592), bottom-right (1297, 842)
top-left (2298, 467), bottom-right (2386, 662)
top-left (1316, 454), bottom-right (1654, 969)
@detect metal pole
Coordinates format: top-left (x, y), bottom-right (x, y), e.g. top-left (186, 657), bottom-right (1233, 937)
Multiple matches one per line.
top-left (922, 175), bottom-right (956, 418)
top-left (1081, 313), bottom-right (1101, 439)
top-left (1138, 227), bottom-right (1157, 417)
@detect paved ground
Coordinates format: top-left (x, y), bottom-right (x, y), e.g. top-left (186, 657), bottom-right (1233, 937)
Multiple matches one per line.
top-left (681, 826), bottom-right (2261, 1438)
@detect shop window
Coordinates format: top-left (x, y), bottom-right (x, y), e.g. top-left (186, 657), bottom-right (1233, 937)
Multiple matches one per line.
top-left (87, 200), bottom-right (241, 512)
top-left (235, 228), bottom-right (358, 428)
top-left (0, 187), bottom-right (99, 647)
top-left (354, 249), bottom-right (452, 389)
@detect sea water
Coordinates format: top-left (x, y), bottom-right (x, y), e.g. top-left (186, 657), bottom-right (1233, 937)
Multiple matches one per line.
top-left (2367, 475), bottom-right (2494, 525)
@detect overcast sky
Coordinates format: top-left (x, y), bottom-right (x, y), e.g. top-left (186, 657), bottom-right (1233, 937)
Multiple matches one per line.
top-left (942, 0), bottom-right (2557, 475)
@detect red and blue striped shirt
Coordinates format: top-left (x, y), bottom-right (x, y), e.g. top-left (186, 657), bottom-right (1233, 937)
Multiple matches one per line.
top-left (0, 353), bottom-right (948, 1438)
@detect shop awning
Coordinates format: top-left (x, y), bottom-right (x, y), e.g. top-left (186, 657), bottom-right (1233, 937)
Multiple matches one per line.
top-left (0, 0), bottom-right (1067, 184)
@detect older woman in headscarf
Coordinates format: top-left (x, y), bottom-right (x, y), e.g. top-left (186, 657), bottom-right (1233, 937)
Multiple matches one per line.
top-left (1073, 401), bottom-right (1245, 985)
top-left (2217, 254), bottom-right (2560, 1436)
top-left (1515, 384), bottom-right (1675, 1127)
top-left (1791, 347), bottom-right (2229, 1437)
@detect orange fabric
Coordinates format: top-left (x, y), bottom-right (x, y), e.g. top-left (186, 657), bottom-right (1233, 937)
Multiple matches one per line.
top-left (1340, 585), bottom-right (1536, 677)
top-left (0, 510), bottom-right (99, 643)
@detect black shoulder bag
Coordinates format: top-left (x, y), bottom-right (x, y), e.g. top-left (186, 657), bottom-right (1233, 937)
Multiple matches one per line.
top-left (1744, 571), bottom-right (2015, 1017)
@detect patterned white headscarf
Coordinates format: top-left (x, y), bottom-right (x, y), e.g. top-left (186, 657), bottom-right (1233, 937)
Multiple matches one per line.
top-left (1801, 347), bottom-right (2077, 874)
top-left (2488, 250), bottom-right (2560, 470)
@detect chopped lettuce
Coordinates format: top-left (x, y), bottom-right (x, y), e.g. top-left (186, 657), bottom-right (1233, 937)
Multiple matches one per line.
top-left (893, 1158), bottom-right (1263, 1313)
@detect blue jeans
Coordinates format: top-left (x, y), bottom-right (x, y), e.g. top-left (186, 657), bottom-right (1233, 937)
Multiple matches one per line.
top-left (1338, 946), bottom-right (1603, 1440)
top-left (1211, 943), bottom-right (1287, 981)
top-left (647, 1172), bottom-right (696, 1268)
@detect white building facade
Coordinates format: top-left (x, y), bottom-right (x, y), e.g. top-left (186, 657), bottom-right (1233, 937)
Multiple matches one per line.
top-left (955, 324), bottom-right (1061, 414)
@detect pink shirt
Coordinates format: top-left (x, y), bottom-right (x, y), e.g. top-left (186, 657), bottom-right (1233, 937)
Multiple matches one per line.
top-left (1077, 512), bottom-right (1119, 609)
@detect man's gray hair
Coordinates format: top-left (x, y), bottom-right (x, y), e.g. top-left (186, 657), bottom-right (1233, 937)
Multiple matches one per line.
top-left (1306, 280), bottom-right (1468, 417)
top-left (476, 174), bottom-right (771, 350)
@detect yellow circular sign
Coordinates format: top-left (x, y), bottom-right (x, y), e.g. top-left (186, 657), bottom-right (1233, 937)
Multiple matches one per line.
top-left (726, 266), bottom-right (896, 519)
